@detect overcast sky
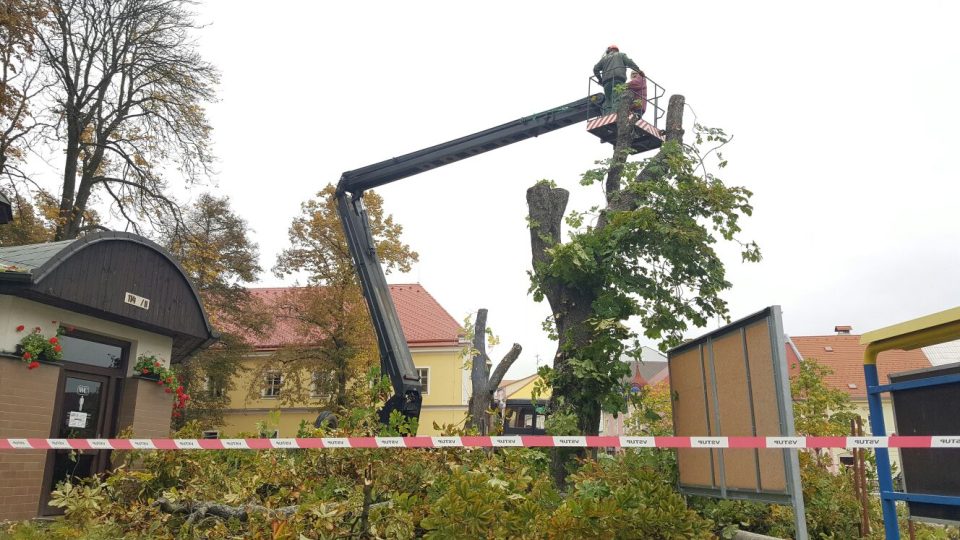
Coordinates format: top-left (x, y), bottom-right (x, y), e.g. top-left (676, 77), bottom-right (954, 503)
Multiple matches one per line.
top-left (181, 1), bottom-right (960, 377)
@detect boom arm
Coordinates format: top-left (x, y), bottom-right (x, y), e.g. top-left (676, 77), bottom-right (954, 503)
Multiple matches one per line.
top-left (336, 94), bottom-right (604, 424)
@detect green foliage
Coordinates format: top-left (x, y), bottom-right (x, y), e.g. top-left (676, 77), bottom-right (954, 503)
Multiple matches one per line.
top-left (162, 193), bottom-right (267, 430)
top-left (791, 357), bottom-right (858, 437)
top-left (253, 185), bottom-right (418, 411)
top-left (550, 453), bottom-right (713, 540)
top-left (134, 355), bottom-right (190, 419)
top-left (457, 312), bottom-right (499, 369)
top-left (4, 368), bottom-right (710, 540)
top-left (544, 130), bottom-right (761, 350)
top-left (529, 123), bottom-right (760, 446)
top-left (14, 324), bottom-right (63, 364)
top-left (0, 192), bottom-right (59, 246)
top-left (47, 479), bottom-right (107, 521)
top-left (624, 382), bottom-right (678, 481)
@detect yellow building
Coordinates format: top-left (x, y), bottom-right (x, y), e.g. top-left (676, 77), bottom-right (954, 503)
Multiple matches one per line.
top-left (495, 373), bottom-right (549, 434)
top-left (219, 284), bottom-right (469, 436)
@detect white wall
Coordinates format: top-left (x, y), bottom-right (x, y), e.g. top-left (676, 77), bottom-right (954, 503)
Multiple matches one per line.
top-left (0, 295), bottom-right (173, 374)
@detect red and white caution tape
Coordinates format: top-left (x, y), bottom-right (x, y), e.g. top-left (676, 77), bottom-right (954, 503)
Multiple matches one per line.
top-left (2, 435), bottom-right (960, 451)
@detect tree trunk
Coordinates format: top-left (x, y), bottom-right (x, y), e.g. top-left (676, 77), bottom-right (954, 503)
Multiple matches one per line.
top-left (56, 128), bottom-right (80, 240)
top-left (465, 309), bottom-right (521, 434)
top-left (527, 95), bottom-right (687, 486)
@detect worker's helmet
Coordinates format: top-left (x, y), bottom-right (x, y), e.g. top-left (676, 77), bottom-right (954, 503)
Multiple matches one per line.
top-left (606, 44), bottom-right (619, 52)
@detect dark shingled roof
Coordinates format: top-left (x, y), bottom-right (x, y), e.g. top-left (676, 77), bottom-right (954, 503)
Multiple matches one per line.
top-left (0, 239), bottom-right (74, 274)
top-left (0, 232), bottom-right (217, 362)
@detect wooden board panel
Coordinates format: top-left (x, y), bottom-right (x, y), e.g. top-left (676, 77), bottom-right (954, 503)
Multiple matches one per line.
top-left (703, 342), bottom-right (722, 487)
top-left (712, 331), bottom-right (759, 491)
top-left (671, 346), bottom-right (714, 488)
top-left (745, 320), bottom-right (787, 492)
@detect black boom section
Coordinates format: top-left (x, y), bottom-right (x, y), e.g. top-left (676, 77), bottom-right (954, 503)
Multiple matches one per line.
top-left (336, 192), bottom-right (423, 422)
top-left (339, 94), bottom-right (604, 194)
top-left (335, 94), bottom-right (605, 424)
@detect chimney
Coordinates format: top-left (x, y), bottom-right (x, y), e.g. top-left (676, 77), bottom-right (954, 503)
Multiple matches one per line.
top-left (835, 325), bottom-right (852, 335)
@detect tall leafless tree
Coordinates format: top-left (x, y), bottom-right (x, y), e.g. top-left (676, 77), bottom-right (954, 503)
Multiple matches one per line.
top-left (1, 0), bottom-right (48, 191)
top-left (36, 0), bottom-right (219, 239)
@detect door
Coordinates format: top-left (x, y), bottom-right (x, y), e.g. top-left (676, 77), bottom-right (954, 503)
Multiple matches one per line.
top-left (39, 330), bottom-right (128, 515)
top-left (41, 371), bottom-right (121, 515)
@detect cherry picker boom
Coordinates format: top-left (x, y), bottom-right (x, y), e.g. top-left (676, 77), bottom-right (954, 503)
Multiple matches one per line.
top-left (335, 92), bottom-right (664, 425)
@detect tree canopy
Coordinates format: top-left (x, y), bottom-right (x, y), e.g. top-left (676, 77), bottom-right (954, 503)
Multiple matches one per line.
top-left (249, 185), bottom-right (418, 411)
top-left (161, 193), bottom-right (267, 428)
top-left (0, 0), bottom-right (46, 187)
top-left (527, 94), bottom-right (760, 481)
top-left (0, 0), bottom-right (220, 240)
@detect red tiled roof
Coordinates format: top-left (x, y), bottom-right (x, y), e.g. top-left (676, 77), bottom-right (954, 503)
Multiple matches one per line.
top-left (788, 334), bottom-right (932, 400)
top-left (246, 284), bottom-right (462, 350)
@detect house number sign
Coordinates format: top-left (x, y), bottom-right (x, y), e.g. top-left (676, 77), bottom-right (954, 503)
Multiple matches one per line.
top-left (124, 292), bottom-right (150, 310)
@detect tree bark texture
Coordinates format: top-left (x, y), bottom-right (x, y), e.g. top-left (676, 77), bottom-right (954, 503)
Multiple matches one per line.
top-left (466, 308), bottom-right (521, 434)
top-left (526, 95), bottom-right (687, 485)
top-left (154, 497), bottom-right (299, 523)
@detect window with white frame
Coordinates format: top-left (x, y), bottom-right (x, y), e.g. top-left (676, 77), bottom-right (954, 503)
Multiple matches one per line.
top-left (206, 377), bottom-right (224, 398)
top-left (311, 371), bottom-right (331, 399)
top-left (262, 372), bottom-right (282, 398)
top-left (416, 367), bottom-right (429, 395)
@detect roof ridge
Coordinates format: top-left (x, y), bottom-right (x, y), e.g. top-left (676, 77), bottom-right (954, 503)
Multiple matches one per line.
top-left (241, 283), bottom-right (461, 349)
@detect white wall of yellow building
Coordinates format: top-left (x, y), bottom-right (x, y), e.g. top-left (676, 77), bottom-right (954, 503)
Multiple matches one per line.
top-left (0, 295), bottom-right (174, 374)
top-left (219, 346), bottom-right (469, 436)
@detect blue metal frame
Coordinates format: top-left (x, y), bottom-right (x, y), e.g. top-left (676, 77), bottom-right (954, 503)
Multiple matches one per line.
top-left (865, 365), bottom-right (960, 539)
top-left (870, 372), bottom-right (960, 394)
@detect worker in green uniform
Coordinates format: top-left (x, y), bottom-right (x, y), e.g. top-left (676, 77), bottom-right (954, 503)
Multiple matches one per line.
top-left (593, 45), bottom-right (641, 114)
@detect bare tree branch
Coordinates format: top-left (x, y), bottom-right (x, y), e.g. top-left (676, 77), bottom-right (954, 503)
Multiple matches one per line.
top-left (32, 0), bottom-right (219, 239)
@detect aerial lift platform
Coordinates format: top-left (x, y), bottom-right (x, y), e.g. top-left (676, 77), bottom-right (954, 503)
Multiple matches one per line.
top-left (584, 74), bottom-right (667, 152)
top-left (336, 76), bottom-right (669, 424)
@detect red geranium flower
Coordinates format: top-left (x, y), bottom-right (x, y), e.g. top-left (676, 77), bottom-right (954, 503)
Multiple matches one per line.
top-left (22, 351), bottom-right (32, 360)
top-left (28, 361), bottom-right (40, 370)
top-left (164, 387), bottom-right (172, 393)
top-left (142, 368), bottom-right (149, 374)
top-left (53, 345), bottom-right (62, 352)
top-left (15, 325), bottom-right (24, 332)
top-left (49, 337), bottom-right (58, 344)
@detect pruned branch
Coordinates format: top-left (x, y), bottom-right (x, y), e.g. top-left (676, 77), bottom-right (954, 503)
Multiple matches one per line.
top-left (487, 344), bottom-right (521, 393)
top-left (466, 308), bottom-right (522, 434)
top-left (153, 497), bottom-right (299, 522)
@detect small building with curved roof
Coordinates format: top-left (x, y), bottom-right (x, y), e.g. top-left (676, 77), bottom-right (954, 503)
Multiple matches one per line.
top-left (0, 231), bottom-right (217, 520)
